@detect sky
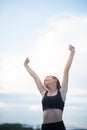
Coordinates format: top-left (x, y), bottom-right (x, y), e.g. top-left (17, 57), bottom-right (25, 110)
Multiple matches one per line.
top-left (0, 0), bottom-right (87, 129)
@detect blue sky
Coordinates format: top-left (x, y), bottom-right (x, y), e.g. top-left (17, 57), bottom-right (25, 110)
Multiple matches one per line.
top-left (0, 0), bottom-right (87, 128)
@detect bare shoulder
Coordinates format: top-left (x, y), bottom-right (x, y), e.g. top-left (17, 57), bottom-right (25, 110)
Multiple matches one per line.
top-left (41, 89), bottom-right (47, 97)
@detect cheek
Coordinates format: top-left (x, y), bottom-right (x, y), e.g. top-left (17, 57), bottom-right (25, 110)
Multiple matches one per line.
top-left (45, 85), bottom-right (50, 90)
top-left (44, 80), bottom-right (48, 86)
top-left (44, 81), bottom-right (49, 87)
top-left (44, 80), bottom-right (46, 85)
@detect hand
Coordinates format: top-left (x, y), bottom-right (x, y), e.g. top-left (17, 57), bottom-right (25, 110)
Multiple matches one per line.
top-left (24, 57), bottom-right (30, 66)
top-left (69, 44), bottom-right (75, 53)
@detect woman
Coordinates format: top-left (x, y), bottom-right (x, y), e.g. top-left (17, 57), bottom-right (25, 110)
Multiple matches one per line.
top-left (24, 44), bottom-right (75, 130)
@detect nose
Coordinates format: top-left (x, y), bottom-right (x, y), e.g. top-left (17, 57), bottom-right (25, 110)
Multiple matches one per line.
top-left (44, 77), bottom-right (49, 82)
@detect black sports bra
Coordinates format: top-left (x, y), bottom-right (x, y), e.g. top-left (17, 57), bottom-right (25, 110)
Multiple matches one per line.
top-left (42, 90), bottom-right (64, 111)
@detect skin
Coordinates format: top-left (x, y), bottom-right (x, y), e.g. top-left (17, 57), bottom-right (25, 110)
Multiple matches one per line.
top-left (24, 44), bottom-right (75, 124)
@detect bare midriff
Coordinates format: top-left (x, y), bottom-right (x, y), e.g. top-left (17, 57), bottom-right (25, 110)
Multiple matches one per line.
top-left (43, 109), bottom-right (63, 124)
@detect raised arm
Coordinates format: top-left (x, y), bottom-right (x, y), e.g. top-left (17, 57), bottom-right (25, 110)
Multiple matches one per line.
top-left (24, 57), bottom-right (46, 96)
top-left (61, 45), bottom-right (75, 95)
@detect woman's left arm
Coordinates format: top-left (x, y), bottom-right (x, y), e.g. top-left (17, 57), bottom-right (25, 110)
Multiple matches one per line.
top-left (61, 44), bottom-right (75, 95)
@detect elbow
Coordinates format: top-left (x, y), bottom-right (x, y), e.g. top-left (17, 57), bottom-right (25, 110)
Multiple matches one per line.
top-left (24, 63), bottom-right (26, 67)
top-left (24, 63), bottom-right (28, 68)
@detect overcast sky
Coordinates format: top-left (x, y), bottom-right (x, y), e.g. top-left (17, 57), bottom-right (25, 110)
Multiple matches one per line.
top-left (0, 0), bottom-right (87, 128)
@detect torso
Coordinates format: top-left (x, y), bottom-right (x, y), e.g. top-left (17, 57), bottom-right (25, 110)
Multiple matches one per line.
top-left (42, 89), bottom-right (65, 124)
top-left (43, 109), bottom-right (63, 123)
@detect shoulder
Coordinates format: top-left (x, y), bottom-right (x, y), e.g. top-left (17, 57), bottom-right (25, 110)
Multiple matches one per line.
top-left (42, 90), bottom-right (48, 97)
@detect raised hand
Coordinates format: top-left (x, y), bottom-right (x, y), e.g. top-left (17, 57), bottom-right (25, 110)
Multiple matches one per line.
top-left (24, 57), bottom-right (30, 66)
top-left (24, 57), bottom-right (46, 96)
top-left (61, 44), bottom-right (75, 95)
top-left (69, 44), bottom-right (75, 53)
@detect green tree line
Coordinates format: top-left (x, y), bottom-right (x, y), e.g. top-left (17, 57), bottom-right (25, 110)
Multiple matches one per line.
top-left (0, 123), bottom-right (40, 130)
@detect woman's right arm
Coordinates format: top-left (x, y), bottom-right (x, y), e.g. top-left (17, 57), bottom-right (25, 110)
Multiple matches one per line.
top-left (24, 57), bottom-right (46, 96)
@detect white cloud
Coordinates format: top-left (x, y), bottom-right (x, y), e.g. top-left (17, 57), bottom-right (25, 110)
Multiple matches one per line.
top-left (0, 102), bottom-right (7, 109)
top-left (0, 102), bottom-right (16, 110)
top-left (30, 14), bottom-right (87, 85)
top-left (0, 14), bottom-right (87, 95)
top-left (29, 104), bottom-right (41, 111)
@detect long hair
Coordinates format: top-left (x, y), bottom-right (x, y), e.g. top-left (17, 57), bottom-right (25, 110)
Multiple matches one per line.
top-left (52, 76), bottom-right (61, 90)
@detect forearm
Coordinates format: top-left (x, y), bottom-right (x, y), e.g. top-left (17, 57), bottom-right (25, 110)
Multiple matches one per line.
top-left (24, 64), bottom-right (37, 79)
top-left (24, 57), bottom-right (46, 96)
top-left (64, 51), bottom-right (75, 72)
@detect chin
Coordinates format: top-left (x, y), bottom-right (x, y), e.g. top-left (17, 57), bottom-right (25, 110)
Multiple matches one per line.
top-left (45, 85), bottom-right (51, 90)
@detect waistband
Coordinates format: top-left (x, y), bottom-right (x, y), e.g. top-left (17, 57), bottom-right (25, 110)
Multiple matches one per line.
top-left (41, 120), bottom-right (66, 130)
top-left (42, 120), bottom-right (64, 126)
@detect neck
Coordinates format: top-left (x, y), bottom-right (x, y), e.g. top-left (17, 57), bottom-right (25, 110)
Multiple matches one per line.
top-left (45, 83), bottom-right (57, 92)
top-left (48, 86), bottom-right (58, 93)
top-left (47, 87), bottom-right (58, 96)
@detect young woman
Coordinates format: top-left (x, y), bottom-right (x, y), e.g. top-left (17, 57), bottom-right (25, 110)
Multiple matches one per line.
top-left (24, 44), bottom-right (75, 130)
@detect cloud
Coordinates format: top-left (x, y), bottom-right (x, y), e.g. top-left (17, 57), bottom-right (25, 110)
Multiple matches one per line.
top-left (0, 102), bottom-right (7, 109)
top-left (31, 14), bottom-right (87, 69)
top-left (29, 104), bottom-right (41, 111)
top-left (30, 14), bottom-right (87, 90)
top-left (0, 92), bottom-right (42, 124)
top-left (0, 14), bottom-right (87, 95)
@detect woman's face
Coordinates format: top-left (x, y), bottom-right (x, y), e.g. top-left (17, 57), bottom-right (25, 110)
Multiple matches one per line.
top-left (44, 76), bottom-right (57, 89)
